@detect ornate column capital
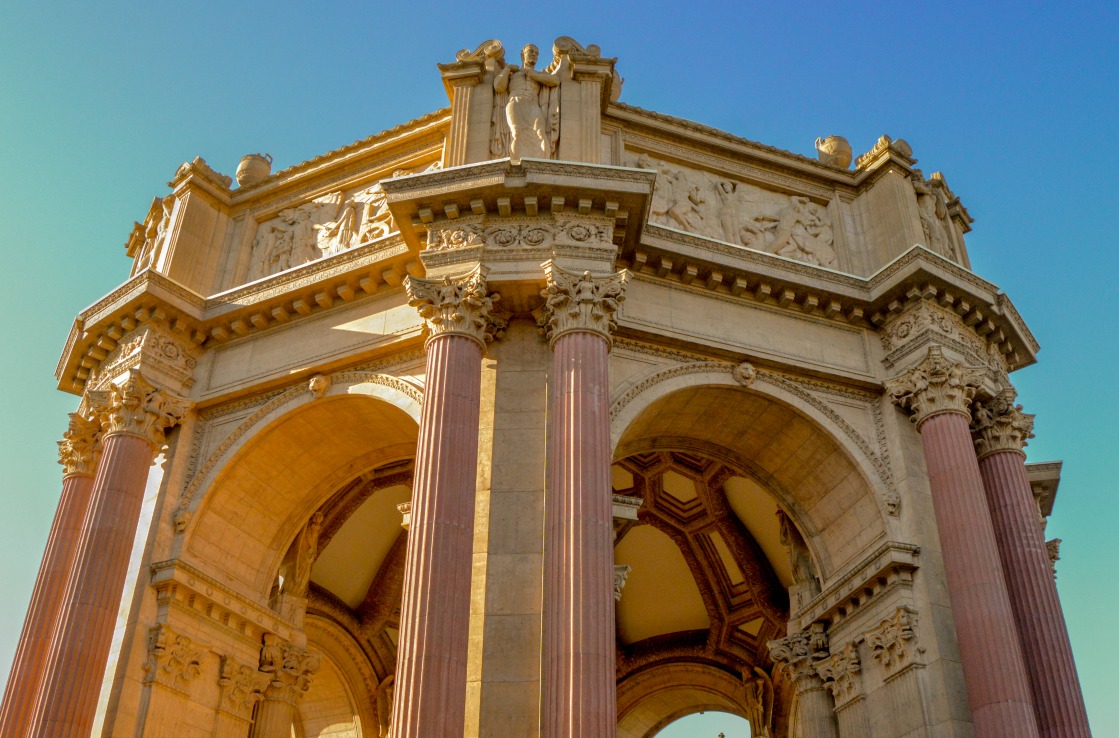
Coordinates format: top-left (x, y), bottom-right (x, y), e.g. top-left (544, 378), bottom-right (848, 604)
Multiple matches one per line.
top-left (57, 408), bottom-right (102, 477)
top-left (536, 261), bottom-right (628, 347)
top-left (971, 388), bottom-right (1035, 459)
top-left (815, 642), bottom-right (862, 707)
top-left (404, 265), bottom-right (504, 349)
top-left (217, 656), bottom-right (269, 717)
top-left (884, 345), bottom-right (984, 427)
top-left (142, 624), bottom-right (204, 692)
top-left (88, 369), bottom-right (190, 450)
top-left (259, 634), bottom-right (321, 706)
top-left (768, 624), bottom-right (829, 688)
top-left (864, 607), bottom-right (925, 677)
top-left (613, 564), bottom-right (632, 601)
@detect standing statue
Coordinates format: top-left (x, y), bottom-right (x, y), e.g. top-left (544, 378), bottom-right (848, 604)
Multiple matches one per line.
top-left (493, 44), bottom-right (560, 161)
top-left (912, 174), bottom-right (954, 259)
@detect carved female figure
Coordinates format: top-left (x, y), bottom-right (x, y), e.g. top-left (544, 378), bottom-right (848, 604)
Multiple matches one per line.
top-left (493, 44), bottom-right (559, 161)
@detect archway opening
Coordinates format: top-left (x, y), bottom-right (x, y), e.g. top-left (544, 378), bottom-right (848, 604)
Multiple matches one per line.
top-left (656, 711), bottom-right (752, 737)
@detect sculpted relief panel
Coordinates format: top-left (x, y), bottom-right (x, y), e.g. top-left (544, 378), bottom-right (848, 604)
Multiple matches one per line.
top-left (627, 152), bottom-right (839, 269)
top-left (247, 163), bottom-right (439, 282)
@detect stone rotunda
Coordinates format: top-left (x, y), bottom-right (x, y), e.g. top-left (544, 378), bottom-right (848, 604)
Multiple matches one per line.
top-left (0, 37), bottom-right (1091, 738)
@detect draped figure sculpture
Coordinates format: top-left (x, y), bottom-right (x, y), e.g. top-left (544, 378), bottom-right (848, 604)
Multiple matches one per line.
top-left (493, 44), bottom-right (559, 162)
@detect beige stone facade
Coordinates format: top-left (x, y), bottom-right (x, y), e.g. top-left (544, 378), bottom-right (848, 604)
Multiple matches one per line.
top-left (2, 36), bottom-right (1089, 738)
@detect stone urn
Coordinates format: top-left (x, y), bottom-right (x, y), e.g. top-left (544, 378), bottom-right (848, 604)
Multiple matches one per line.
top-left (815, 136), bottom-right (852, 169)
top-left (236, 153), bottom-right (273, 187)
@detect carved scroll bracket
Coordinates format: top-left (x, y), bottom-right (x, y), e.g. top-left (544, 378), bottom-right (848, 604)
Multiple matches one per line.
top-left (535, 261), bottom-right (628, 347)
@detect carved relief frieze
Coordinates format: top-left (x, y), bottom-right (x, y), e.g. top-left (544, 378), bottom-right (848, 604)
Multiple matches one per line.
top-left (627, 152), bottom-right (838, 269)
top-left (425, 213), bottom-right (614, 256)
top-left (142, 623), bottom-right (204, 692)
top-left (880, 298), bottom-right (990, 371)
top-left (96, 323), bottom-right (200, 393)
top-left (971, 388), bottom-right (1035, 459)
top-left (536, 262), bottom-right (628, 345)
top-left (864, 606), bottom-right (924, 677)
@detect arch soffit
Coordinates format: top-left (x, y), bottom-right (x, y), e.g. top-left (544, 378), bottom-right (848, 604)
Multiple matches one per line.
top-left (304, 613), bottom-right (381, 734)
top-left (611, 363), bottom-right (892, 577)
top-left (178, 373), bottom-right (422, 595)
top-left (617, 661), bottom-right (750, 738)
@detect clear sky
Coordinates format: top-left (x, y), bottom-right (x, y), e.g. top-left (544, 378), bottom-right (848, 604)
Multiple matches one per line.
top-left (1, 1), bottom-right (1116, 734)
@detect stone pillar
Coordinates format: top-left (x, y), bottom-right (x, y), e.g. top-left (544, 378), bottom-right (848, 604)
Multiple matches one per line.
top-left (769, 630), bottom-right (837, 738)
top-left (436, 49), bottom-right (489, 167)
top-left (973, 391), bottom-right (1091, 737)
top-left (28, 370), bottom-right (188, 738)
top-left (250, 635), bottom-right (321, 738)
top-left (816, 643), bottom-right (869, 738)
top-left (391, 266), bottom-right (499, 738)
top-left (0, 410), bottom-right (100, 738)
top-left (863, 607), bottom-right (931, 736)
top-left (537, 263), bottom-right (627, 738)
top-left (885, 346), bottom-right (1038, 736)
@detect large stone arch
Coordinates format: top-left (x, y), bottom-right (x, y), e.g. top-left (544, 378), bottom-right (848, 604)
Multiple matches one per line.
top-left (617, 662), bottom-right (752, 738)
top-left (179, 375), bottom-right (421, 598)
top-left (298, 614), bottom-right (381, 738)
top-left (611, 364), bottom-right (890, 579)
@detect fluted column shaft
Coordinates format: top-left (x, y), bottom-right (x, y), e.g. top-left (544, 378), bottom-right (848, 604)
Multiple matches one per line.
top-left (248, 683), bottom-right (298, 738)
top-left (978, 449), bottom-right (1091, 737)
top-left (391, 333), bottom-right (483, 737)
top-left (28, 431), bottom-right (157, 738)
top-left (799, 676), bottom-right (839, 738)
top-left (542, 330), bottom-right (616, 738)
top-left (0, 472), bottom-right (95, 738)
top-left (918, 412), bottom-right (1038, 736)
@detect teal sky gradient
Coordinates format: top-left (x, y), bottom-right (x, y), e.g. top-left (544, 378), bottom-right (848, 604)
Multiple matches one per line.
top-left (1, 2), bottom-right (1116, 734)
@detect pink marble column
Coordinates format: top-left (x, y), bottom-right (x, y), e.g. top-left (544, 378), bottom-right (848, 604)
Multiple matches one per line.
top-left (886, 347), bottom-right (1038, 737)
top-left (0, 413), bottom-right (100, 738)
top-left (973, 394), bottom-right (1091, 738)
top-left (27, 372), bottom-right (187, 738)
top-left (391, 267), bottom-right (497, 738)
top-left (539, 263), bottom-right (627, 738)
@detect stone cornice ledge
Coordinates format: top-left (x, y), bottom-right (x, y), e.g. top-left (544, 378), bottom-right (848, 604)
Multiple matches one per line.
top-left (789, 541), bottom-right (920, 634)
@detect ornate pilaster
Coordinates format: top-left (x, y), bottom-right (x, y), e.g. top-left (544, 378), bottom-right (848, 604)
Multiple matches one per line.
top-left (972, 388), bottom-right (1035, 460)
top-left (133, 624), bottom-right (206, 738)
top-left (973, 392), bottom-right (1091, 736)
top-left (861, 607), bottom-right (931, 736)
top-left (28, 372), bottom-right (190, 738)
top-left (404, 264), bottom-right (503, 349)
top-left (215, 655), bottom-right (268, 737)
top-left (768, 629), bottom-right (837, 738)
top-left (0, 408), bottom-right (103, 738)
top-left (865, 607), bottom-right (923, 677)
top-left (541, 261), bottom-right (627, 738)
top-left (250, 635), bottom-right (321, 738)
top-left (536, 262), bottom-right (627, 346)
top-left (392, 267), bottom-right (497, 738)
top-left (816, 642), bottom-right (869, 737)
top-left (884, 344), bottom-right (983, 427)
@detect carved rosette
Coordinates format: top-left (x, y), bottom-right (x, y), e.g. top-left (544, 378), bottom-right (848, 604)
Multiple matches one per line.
top-left (864, 607), bottom-right (924, 677)
top-left (88, 370), bottom-right (191, 450)
top-left (142, 624), bottom-right (204, 692)
top-left (259, 634), bottom-right (321, 706)
top-left (815, 642), bottom-right (862, 707)
top-left (613, 564), bottom-right (632, 601)
top-left (218, 656), bottom-right (268, 716)
top-left (536, 261), bottom-right (628, 347)
top-left (404, 265), bottom-right (504, 349)
top-left (971, 389), bottom-right (1035, 459)
top-left (884, 345), bottom-right (984, 427)
top-left (57, 409), bottom-right (102, 477)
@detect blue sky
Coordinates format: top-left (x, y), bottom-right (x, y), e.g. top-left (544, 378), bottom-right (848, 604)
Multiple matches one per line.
top-left (1, 2), bottom-right (1116, 733)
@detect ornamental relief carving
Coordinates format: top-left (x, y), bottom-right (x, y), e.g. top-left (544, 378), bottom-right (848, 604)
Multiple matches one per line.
top-left (127, 196), bottom-right (175, 276)
top-left (96, 323), bottom-right (200, 392)
top-left (405, 265), bottom-right (505, 347)
top-left (815, 641), bottom-right (862, 706)
top-left (218, 655), bottom-right (268, 715)
top-left (88, 370), bottom-right (190, 450)
top-left (626, 152), bottom-right (838, 269)
top-left (885, 345), bottom-right (984, 426)
top-left (971, 388), bottom-right (1035, 459)
top-left (911, 170), bottom-right (959, 262)
top-left (58, 407), bottom-right (102, 477)
top-left (259, 633), bottom-right (321, 705)
top-left (143, 624), bottom-right (204, 691)
top-left (426, 214), bottom-right (613, 254)
top-left (536, 262), bottom-right (628, 345)
top-left (864, 606), bottom-right (924, 676)
top-left (248, 163), bottom-right (440, 282)
top-left (880, 299), bottom-right (988, 367)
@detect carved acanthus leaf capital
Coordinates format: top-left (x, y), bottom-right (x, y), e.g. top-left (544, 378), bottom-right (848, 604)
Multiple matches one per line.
top-left (815, 642), bottom-right (862, 706)
top-left (143, 624), bottom-right (204, 691)
top-left (536, 261), bottom-right (628, 346)
top-left (405, 266), bottom-right (504, 349)
top-left (613, 564), bottom-right (632, 601)
top-left (971, 389), bottom-right (1035, 459)
top-left (259, 634), bottom-right (321, 705)
top-left (885, 345), bottom-right (984, 426)
top-left (218, 655), bottom-right (269, 715)
top-left (767, 624), bottom-right (829, 687)
top-left (864, 607), bottom-right (924, 676)
top-left (57, 407), bottom-right (102, 476)
top-left (89, 370), bottom-right (190, 450)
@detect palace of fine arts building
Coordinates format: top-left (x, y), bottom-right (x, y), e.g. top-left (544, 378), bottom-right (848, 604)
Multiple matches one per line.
top-left (0, 36), bottom-right (1091, 738)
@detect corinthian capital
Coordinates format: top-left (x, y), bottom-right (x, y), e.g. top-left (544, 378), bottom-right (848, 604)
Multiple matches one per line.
top-left (404, 265), bottom-right (503, 348)
top-left (259, 634), bottom-right (321, 705)
top-left (89, 369), bottom-right (190, 449)
top-left (536, 261), bottom-right (628, 346)
top-left (815, 642), bottom-right (862, 707)
top-left (971, 388), bottom-right (1035, 459)
top-left (884, 345), bottom-right (983, 426)
top-left (57, 407), bottom-right (102, 477)
top-left (767, 623), bottom-right (829, 687)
